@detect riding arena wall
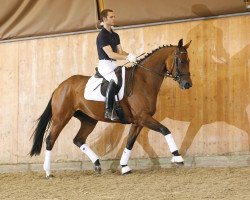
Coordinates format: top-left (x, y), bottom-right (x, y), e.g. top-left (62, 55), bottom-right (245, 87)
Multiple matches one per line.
top-left (0, 15), bottom-right (249, 171)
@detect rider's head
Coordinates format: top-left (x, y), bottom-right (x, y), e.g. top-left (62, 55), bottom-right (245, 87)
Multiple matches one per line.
top-left (100, 9), bottom-right (115, 26)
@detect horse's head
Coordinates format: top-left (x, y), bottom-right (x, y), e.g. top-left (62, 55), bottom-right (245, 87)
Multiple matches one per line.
top-left (165, 39), bottom-right (192, 89)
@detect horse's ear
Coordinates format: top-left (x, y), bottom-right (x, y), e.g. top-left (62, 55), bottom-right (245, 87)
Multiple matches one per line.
top-left (184, 40), bottom-right (192, 49)
top-left (178, 39), bottom-right (183, 48)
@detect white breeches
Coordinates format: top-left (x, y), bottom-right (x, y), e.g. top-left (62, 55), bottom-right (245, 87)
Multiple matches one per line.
top-left (97, 60), bottom-right (118, 84)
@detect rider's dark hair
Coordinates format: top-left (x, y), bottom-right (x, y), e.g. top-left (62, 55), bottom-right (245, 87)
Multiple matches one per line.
top-left (100, 9), bottom-right (113, 22)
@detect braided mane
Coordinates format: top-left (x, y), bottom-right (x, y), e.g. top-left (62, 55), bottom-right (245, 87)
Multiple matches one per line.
top-left (132, 44), bottom-right (173, 67)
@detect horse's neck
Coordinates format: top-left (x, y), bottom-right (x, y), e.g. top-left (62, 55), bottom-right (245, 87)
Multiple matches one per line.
top-left (134, 47), bottom-right (172, 95)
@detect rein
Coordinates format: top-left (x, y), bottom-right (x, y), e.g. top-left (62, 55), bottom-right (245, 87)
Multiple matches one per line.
top-left (136, 50), bottom-right (190, 80)
top-left (136, 63), bottom-right (168, 78)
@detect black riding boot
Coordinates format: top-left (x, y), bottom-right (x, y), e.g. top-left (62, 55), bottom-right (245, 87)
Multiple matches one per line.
top-left (105, 80), bottom-right (119, 120)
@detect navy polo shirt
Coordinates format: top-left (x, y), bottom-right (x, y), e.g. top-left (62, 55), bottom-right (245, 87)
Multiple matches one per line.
top-left (96, 27), bottom-right (120, 60)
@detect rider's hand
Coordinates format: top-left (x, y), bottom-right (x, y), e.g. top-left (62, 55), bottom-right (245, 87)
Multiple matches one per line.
top-left (126, 53), bottom-right (137, 63)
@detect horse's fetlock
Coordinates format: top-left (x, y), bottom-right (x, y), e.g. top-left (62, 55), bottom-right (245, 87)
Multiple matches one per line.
top-left (94, 159), bottom-right (100, 166)
top-left (172, 150), bottom-right (180, 156)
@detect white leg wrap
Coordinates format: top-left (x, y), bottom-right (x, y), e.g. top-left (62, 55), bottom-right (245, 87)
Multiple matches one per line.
top-left (43, 150), bottom-right (51, 177)
top-left (120, 148), bottom-right (132, 166)
top-left (165, 134), bottom-right (178, 153)
top-left (80, 144), bottom-right (99, 163)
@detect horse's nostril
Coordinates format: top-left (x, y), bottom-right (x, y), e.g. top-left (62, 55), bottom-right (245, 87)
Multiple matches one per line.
top-left (184, 82), bottom-right (192, 89)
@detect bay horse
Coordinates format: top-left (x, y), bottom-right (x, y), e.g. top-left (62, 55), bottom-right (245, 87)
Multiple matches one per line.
top-left (30, 39), bottom-right (192, 178)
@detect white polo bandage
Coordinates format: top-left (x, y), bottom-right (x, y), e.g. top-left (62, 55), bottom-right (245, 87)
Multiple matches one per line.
top-left (165, 134), bottom-right (178, 153)
top-left (43, 150), bottom-right (51, 176)
top-left (120, 148), bottom-right (132, 166)
top-left (80, 144), bottom-right (99, 163)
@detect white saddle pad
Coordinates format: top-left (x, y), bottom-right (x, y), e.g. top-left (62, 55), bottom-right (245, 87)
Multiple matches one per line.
top-left (84, 67), bottom-right (126, 102)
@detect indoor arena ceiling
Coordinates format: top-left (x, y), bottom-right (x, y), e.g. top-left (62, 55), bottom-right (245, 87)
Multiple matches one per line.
top-left (0, 0), bottom-right (249, 41)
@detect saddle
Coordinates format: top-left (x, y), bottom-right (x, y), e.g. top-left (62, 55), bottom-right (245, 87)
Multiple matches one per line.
top-left (94, 67), bottom-right (123, 97)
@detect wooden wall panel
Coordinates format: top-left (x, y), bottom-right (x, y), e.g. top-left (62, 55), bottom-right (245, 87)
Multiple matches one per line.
top-left (0, 15), bottom-right (249, 165)
top-left (0, 43), bottom-right (18, 163)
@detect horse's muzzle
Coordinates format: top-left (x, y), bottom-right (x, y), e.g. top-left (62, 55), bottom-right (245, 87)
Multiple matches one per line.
top-left (184, 82), bottom-right (192, 89)
top-left (180, 80), bottom-right (192, 89)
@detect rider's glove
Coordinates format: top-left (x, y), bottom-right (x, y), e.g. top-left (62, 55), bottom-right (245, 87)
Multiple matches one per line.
top-left (126, 53), bottom-right (137, 63)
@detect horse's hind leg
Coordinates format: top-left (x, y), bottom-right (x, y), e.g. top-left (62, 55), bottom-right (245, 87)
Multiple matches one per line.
top-left (43, 112), bottom-right (73, 178)
top-left (44, 99), bottom-right (75, 178)
top-left (73, 111), bottom-right (99, 172)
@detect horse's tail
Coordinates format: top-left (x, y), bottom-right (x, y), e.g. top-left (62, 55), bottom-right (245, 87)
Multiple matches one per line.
top-left (30, 96), bottom-right (53, 157)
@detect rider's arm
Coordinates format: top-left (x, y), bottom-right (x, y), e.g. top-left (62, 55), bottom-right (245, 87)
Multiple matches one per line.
top-left (117, 44), bottom-right (129, 56)
top-left (103, 45), bottom-right (127, 60)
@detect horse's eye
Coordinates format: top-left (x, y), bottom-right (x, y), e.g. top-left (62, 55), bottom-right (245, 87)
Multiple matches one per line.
top-left (181, 60), bottom-right (187, 64)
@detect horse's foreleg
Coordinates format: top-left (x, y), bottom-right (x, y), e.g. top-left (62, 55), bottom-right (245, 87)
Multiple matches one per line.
top-left (139, 113), bottom-right (184, 165)
top-left (73, 115), bottom-right (99, 172)
top-left (120, 125), bottom-right (142, 174)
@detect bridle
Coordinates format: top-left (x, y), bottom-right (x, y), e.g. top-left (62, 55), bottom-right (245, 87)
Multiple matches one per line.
top-left (135, 49), bottom-right (190, 81)
top-left (167, 50), bottom-right (191, 81)
top-left (126, 48), bottom-right (190, 96)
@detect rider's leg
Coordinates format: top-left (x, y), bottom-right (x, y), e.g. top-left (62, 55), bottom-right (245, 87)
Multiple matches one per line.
top-left (97, 60), bottom-right (118, 84)
top-left (105, 79), bottom-right (119, 120)
top-left (97, 60), bottom-right (119, 120)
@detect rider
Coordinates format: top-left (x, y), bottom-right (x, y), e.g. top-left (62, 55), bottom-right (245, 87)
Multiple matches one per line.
top-left (97, 9), bottom-right (137, 120)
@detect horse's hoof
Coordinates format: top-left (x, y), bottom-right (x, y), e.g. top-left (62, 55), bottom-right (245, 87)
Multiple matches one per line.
top-left (121, 166), bottom-right (132, 175)
top-left (171, 156), bottom-right (184, 163)
top-left (45, 174), bottom-right (54, 179)
top-left (123, 170), bottom-right (132, 175)
top-left (172, 162), bottom-right (184, 167)
top-left (171, 156), bottom-right (184, 167)
top-left (94, 165), bottom-right (101, 173)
